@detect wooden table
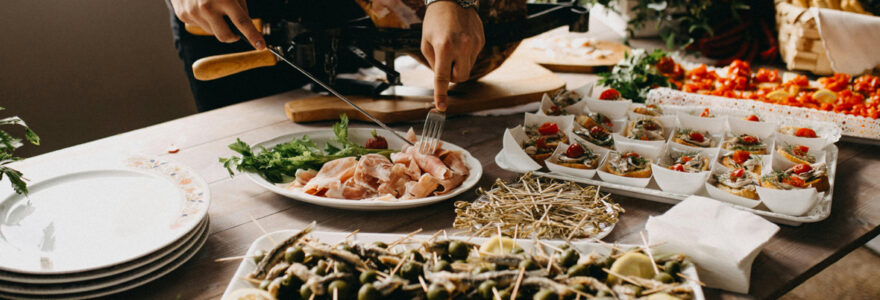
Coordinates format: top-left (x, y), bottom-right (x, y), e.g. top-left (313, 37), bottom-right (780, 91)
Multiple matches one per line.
top-left (12, 73), bottom-right (880, 300)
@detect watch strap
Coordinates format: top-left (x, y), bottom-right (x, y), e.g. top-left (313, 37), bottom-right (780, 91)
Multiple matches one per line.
top-left (425, 0), bottom-right (478, 9)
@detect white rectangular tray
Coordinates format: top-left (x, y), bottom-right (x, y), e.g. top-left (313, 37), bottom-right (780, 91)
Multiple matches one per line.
top-left (496, 145), bottom-right (838, 226)
top-left (221, 230), bottom-right (705, 300)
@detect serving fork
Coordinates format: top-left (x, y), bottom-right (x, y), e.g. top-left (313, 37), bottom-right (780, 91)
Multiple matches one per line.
top-left (418, 109), bottom-right (446, 154)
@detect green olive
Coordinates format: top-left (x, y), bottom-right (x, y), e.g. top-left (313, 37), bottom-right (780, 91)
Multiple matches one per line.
top-left (448, 241), bottom-right (470, 260)
top-left (472, 266), bottom-right (489, 274)
top-left (433, 260), bottom-right (452, 272)
top-left (253, 249), bottom-right (267, 264)
top-left (335, 261), bottom-right (352, 274)
top-left (259, 279), bottom-right (271, 290)
top-left (623, 284), bottom-right (642, 297)
top-left (408, 250), bottom-right (425, 262)
top-left (371, 241), bottom-right (388, 249)
top-left (358, 283), bottom-right (380, 300)
top-left (601, 256), bottom-right (616, 269)
top-left (559, 249), bottom-right (580, 268)
top-left (496, 288), bottom-right (511, 300)
top-left (284, 246), bottom-right (305, 264)
top-left (299, 284), bottom-right (312, 299)
top-left (328, 280), bottom-right (351, 298)
top-left (280, 274), bottom-right (293, 287)
top-left (511, 247), bottom-right (525, 254)
top-left (519, 259), bottom-right (538, 271)
top-left (427, 283), bottom-right (450, 300)
top-left (595, 290), bottom-right (608, 297)
top-left (569, 283), bottom-right (588, 293)
top-left (558, 244), bottom-right (571, 250)
top-left (533, 289), bottom-right (557, 300)
top-left (399, 262), bottom-right (422, 281)
top-left (360, 270), bottom-right (379, 284)
top-left (654, 272), bottom-right (674, 283)
top-left (478, 280), bottom-right (498, 299)
top-left (566, 263), bottom-right (589, 277)
top-left (663, 261), bottom-right (681, 279)
top-left (312, 261), bottom-right (329, 276)
top-left (487, 263), bottom-right (500, 271)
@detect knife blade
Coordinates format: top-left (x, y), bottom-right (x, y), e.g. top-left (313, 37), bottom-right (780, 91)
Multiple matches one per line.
top-left (267, 48), bottom-right (415, 146)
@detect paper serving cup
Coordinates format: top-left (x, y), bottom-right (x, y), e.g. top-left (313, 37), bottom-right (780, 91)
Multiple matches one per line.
top-left (728, 117), bottom-right (779, 139)
top-left (651, 145), bottom-right (716, 195)
top-left (613, 133), bottom-right (666, 152)
top-left (627, 111), bottom-right (677, 130)
top-left (596, 142), bottom-right (662, 188)
top-left (538, 93), bottom-right (589, 116)
top-left (719, 132), bottom-right (775, 156)
top-left (500, 126), bottom-right (543, 172)
top-left (667, 129), bottom-right (723, 152)
top-left (583, 97), bottom-right (632, 119)
top-left (568, 129), bottom-right (616, 153)
top-left (524, 112), bottom-right (574, 135)
top-left (774, 130), bottom-right (832, 152)
top-left (677, 112), bottom-right (727, 135)
top-left (716, 149), bottom-right (771, 176)
top-left (545, 143), bottom-right (605, 179)
top-left (756, 186), bottom-right (820, 216)
top-left (704, 170), bottom-right (762, 209)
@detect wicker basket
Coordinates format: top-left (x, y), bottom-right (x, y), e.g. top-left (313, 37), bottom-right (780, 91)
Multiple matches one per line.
top-left (775, 1), bottom-right (834, 74)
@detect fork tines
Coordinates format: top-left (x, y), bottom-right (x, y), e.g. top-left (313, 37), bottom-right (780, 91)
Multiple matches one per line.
top-left (418, 109), bottom-right (446, 154)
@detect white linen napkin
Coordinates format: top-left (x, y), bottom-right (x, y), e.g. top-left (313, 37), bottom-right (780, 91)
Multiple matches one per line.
top-left (645, 196), bottom-right (779, 293)
top-left (814, 8), bottom-right (880, 75)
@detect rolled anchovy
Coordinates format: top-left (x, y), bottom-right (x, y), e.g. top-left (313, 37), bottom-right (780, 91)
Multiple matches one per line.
top-left (265, 262), bottom-right (290, 280)
top-left (522, 277), bottom-right (571, 295)
top-left (250, 222), bottom-right (315, 280)
top-left (304, 245), bottom-right (367, 267)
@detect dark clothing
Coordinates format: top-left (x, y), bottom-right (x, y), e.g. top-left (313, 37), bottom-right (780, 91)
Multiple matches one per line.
top-left (167, 1), bottom-right (310, 112)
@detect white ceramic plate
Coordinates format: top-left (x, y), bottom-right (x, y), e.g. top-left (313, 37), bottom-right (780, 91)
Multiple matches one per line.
top-left (0, 216), bottom-right (207, 284)
top-left (221, 230), bottom-right (704, 300)
top-left (243, 128), bottom-right (482, 210)
top-left (0, 155), bottom-right (210, 274)
top-left (0, 217), bottom-right (208, 299)
top-left (0, 217), bottom-right (208, 295)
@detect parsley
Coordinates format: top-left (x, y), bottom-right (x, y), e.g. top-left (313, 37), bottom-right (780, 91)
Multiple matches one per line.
top-left (0, 107), bottom-right (40, 195)
top-left (598, 49), bottom-right (671, 103)
top-left (219, 115), bottom-right (396, 183)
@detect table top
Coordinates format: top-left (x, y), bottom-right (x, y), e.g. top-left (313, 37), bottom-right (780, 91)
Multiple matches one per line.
top-left (12, 73), bottom-right (880, 300)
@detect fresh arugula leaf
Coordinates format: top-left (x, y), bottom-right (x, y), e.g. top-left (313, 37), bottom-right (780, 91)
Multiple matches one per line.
top-left (598, 49), bottom-right (671, 103)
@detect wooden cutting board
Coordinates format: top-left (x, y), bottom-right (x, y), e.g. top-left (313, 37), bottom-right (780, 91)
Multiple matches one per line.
top-left (511, 26), bottom-right (629, 73)
top-left (285, 58), bottom-right (565, 123)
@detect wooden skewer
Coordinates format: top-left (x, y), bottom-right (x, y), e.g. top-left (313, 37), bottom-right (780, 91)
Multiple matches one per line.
top-left (215, 255), bottom-right (254, 262)
top-left (510, 266), bottom-right (526, 300)
top-left (640, 231), bottom-right (661, 276)
top-left (387, 228), bottom-right (423, 248)
top-left (249, 214), bottom-right (277, 245)
top-left (492, 287), bottom-right (502, 300)
top-left (418, 276), bottom-right (429, 292)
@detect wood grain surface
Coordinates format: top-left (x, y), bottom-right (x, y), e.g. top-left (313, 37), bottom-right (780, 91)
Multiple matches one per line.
top-left (511, 26), bottom-right (630, 73)
top-left (284, 58), bottom-right (566, 123)
top-left (10, 77), bottom-right (880, 300)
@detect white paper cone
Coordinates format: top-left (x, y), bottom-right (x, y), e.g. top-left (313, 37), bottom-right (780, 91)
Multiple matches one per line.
top-left (501, 127), bottom-right (542, 172)
top-left (613, 133), bottom-right (666, 152)
top-left (583, 97), bottom-right (632, 118)
top-left (774, 132), bottom-right (831, 152)
top-left (677, 113), bottom-right (727, 135)
top-left (756, 186), bottom-right (819, 216)
top-left (545, 143), bottom-right (601, 179)
top-left (728, 117), bottom-right (779, 139)
top-left (652, 163), bottom-right (710, 195)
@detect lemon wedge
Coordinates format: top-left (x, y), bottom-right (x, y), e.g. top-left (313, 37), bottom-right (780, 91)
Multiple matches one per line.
top-left (479, 235), bottom-right (518, 254)
top-left (643, 293), bottom-right (683, 300)
top-left (813, 89), bottom-right (837, 104)
top-left (606, 252), bottom-right (657, 285)
top-left (224, 288), bottom-right (273, 300)
top-left (765, 90), bottom-right (792, 102)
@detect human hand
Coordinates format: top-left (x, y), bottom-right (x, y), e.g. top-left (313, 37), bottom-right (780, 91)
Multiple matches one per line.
top-left (421, 1), bottom-right (484, 111)
top-left (170, 0), bottom-right (266, 50)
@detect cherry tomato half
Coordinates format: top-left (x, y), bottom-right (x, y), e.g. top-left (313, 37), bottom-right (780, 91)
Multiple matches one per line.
top-left (538, 122), bottom-right (559, 135)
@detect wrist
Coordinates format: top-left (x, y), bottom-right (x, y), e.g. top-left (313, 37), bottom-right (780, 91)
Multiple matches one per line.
top-left (425, 0), bottom-right (478, 10)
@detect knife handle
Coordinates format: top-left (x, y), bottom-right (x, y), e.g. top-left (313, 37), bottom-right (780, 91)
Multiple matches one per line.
top-left (184, 19), bottom-right (264, 36)
top-left (192, 49), bottom-right (277, 80)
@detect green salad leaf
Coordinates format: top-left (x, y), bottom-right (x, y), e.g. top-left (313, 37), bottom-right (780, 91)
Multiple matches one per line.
top-left (0, 108), bottom-right (39, 195)
top-left (598, 49), bottom-right (671, 103)
top-left (219, 115), bottom-right (397, 183)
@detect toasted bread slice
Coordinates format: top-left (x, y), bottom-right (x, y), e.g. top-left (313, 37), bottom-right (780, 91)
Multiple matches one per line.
top-left (558, 159), bottom-right (599, 170)
top-left (777, 148), bottom-right (813, 164)
top-left (530, 152), bottom-right (552, 162)
top-left (807, 176), bottom-right (830, 192)
top-left (717, 183), bottom-right (759, 199)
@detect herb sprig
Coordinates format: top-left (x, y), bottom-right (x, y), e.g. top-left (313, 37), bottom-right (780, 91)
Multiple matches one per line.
top-left (219, 115), bottom-right (396, 183)
top-left (0, 107), bottom-right (40, 195)
top-left (598, 49), bottom-right (671, 103)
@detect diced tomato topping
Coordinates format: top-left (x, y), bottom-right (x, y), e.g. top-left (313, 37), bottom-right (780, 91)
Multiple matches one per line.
top-left (700, 108), bottom-right (711, 117)
top-left (783, 175), bottom-right (806, 188)
top-left (535, 137), bottom-right (547, 149)
top-left (745, 115), bottom-right (760, 122)
top-left (589, 126), bottom-right (608, 139)
top-left (754, 68), bottom-right (780, 83)
top-left (818, 73), bottom-right (851, 92)
top-left (599, 89), bottom-right (621, 100)
top-left (732, 150), bottom-right (751, 165)
top-left (795, 128), bottom-right (817, 138)
top-left (791, 163), bottom-right (812, 174)
top-left (854, 75), bottom-right (880, 95)
top-left (688, 131), bottom-right (705, 143)
top-left (670, 164), bottom-right (686, 172)
top-left (565, 143), bottom-right (585, 158)
top-left (742, 135), bottom-right (758, 144)
top-left (538, 122), bottom-right (559, 135)
top-left (730, 168), bottom-right (745, 180)
top-left (680, 156), bottom-right (693, 163)
top-left (794, 145), bottom-right (810, 155)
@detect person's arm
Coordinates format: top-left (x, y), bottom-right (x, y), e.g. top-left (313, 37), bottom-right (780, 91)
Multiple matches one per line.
top-left (168, 0), bottom-right (266, 50)
top-left (421, 0), bottom-right (485, 111)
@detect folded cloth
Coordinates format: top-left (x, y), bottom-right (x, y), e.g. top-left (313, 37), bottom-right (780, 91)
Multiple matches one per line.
top-left (646, 196), bottom-right (779, 293)
top-left (815, 8), bottom-right (880, 74)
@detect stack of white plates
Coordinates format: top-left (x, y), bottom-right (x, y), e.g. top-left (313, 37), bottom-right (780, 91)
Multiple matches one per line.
top-left (0, 155), bottom-right (211, 299)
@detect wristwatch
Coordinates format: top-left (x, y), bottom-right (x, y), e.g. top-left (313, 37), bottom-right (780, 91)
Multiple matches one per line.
top-left (425, 0), bottom-right (478, 9)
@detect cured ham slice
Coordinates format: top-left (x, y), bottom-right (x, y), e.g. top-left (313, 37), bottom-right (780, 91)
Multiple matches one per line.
top-left (404, 173), bottom-right (440, 199)
top-left (302, 157), bottom-right (357, 197)
top-left (289, 169), bottom-right (318, 188)
top-left (353, 154), bottom-right (394, 189)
